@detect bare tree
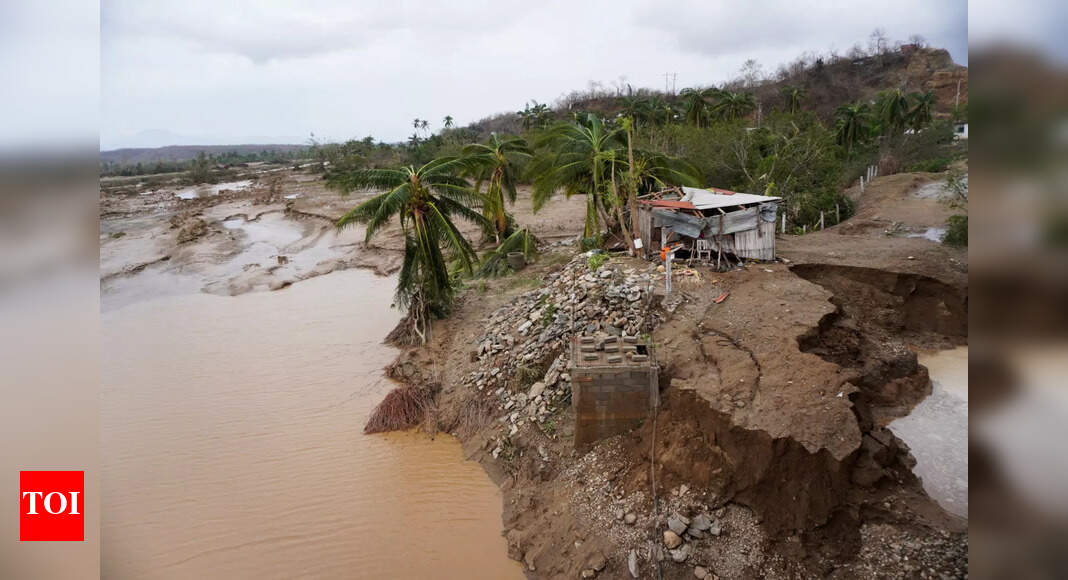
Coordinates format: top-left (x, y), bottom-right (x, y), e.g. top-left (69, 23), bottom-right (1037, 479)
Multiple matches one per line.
top-left (869, 28), bottom-right (889, 55)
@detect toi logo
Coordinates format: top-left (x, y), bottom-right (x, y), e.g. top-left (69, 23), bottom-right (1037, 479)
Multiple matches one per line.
top-left (20, 471), bottom-right (84, 541)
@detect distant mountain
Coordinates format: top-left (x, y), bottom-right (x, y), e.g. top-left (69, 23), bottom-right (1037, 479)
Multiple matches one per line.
top-left (99, 144), bottom-right (308, 165)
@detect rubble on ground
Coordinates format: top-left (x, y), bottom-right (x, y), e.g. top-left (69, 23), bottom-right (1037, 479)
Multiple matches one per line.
top-left (456, 254), bottom-right (663, 458)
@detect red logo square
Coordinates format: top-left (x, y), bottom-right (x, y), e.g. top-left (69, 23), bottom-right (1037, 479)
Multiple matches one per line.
top-left (19, 471), bottom-right (84, 541)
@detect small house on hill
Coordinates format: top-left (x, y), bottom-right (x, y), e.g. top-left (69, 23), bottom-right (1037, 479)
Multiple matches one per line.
top-left (636, 186), bottom-right (781, 263)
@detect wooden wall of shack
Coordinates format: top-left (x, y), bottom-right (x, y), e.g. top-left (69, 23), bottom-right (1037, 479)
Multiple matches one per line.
top-left (636, 202), bottom-right (778, 262)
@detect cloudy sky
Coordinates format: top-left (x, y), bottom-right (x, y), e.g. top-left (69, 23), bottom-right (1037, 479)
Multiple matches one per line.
top-left (100, 0), bottom-right (969, 150)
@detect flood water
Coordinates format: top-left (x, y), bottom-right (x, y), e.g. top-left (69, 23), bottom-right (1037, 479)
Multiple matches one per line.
top-left (102, 269), bottom-right (522, 578)
top-left (890, 346), bottom-right (968, 517)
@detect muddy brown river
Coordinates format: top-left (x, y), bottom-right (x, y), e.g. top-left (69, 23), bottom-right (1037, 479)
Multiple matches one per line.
top-left (102, 269), bottom-right (522, 578)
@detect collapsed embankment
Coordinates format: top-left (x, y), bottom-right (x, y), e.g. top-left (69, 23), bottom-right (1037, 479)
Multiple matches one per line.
top-left (377, 251), bottom-right (969, 578)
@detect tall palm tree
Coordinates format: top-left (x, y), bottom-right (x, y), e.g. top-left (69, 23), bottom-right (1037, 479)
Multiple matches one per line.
top-left (529, 114), bottom-right (625, 239)
top-left (680, 87), bottom-right (716, 127)
top-left (908, 91), bottom-right (936, 130)
top-left (619, 88), bottom-right (650, 126)
top-left (835, 102), bottom-right (871, 155)
top-left (711, 91), bottom-right (756, 121)
top-left (877, 89), bottom-right (910, 136)
top-left (462, 133), bottom-right (533, 243)
top-left (326, 157), bottom-right (489, 343)
top-left (443, 115), bottom-right (454, 129)
top-left (780, 85), bottom-right (806, 114)
top-left (412, 118), bottom-right (422, 131)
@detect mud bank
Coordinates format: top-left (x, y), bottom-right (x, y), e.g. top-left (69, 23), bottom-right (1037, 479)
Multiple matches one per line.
top-left (382, 251), bottom-right (968, 579)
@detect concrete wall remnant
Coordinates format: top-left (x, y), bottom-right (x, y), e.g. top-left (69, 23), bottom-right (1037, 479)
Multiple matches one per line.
top-left (570, 334), bottom-right (658, 448)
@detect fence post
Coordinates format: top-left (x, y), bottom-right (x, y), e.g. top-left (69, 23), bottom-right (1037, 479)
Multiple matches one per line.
top-left (781, 212), bottom-right (786, 234)
top-left (819, 211), bottom-right (825, 230)
top-left (836, 203), bottom-right (840, 223)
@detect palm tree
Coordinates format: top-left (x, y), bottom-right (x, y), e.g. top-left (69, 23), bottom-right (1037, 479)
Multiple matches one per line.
top-left (711, 91), bottom-right (756, 121)
top-left (529, 114), bottom-right (625, 239)
top-left (412, 118), bottom-right (422, 131)
top-left (326, 157), bottom-right (489, 343)
top-left (443, 115), bottom-right (454, 129)
top-left (877, 89), bottom-right (910, 136)
top-left (680, 87), bottom-right (716, 127)
top-left (780, 86), bottom-right (806, 114)
top-left (908, 91), bottom-right (936, 130)
top-left (419, 119), bottom-right (430, 134)
top-left (644, 95), bottom-right (673, 125)
top-left (518, 101), bottom-right (551, 130)
top-left (835, 102), bottom-right (871, 155)
top-left (619, 88), bottom-right (650, 126)
top-left (624, 150), bottom-right (703, 193)
top-left (462, 133), bottom-right (533, 243)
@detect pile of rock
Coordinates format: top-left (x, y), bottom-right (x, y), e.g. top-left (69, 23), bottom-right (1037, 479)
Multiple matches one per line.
top-left (459, 254), bottom-right (658, 456)
top-left (662, 511), bottom-right (722, 564)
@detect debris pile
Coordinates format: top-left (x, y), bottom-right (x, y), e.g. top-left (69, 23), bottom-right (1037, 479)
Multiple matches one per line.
top-left (456, 255), bottom-right (661, 454)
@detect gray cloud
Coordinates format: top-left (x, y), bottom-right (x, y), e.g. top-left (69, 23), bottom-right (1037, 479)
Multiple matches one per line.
top-left (100, 0), bottom-right (969, 150)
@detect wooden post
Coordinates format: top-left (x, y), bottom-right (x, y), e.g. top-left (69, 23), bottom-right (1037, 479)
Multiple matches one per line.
top-left (781, 212), bottom-right (786, 234)
top-left (802, 224), bottom-right (807, 234)
top-left (665, 251), bottom-right (673, 296)
top-left (836, 203), bottom-right (840, 223)
top-left (819, 211), bottom-right (825, 230)
top-left (860, 175), bottom-right (865, 192)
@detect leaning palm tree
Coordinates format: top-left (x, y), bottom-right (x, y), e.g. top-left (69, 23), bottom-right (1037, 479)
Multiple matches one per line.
top-left (780, 85), bottom-right (806, 114)
top-left (711, 91), bottom-right (756, 121)
top-left (462, 133), bottom-right (533, 243)
top-left (529, 114), bottom-right (625, 239)
top-left (877, 89), bottom-right (910, 136)
top-left (835, 102), bottom-right (871, 156)
top-left (443, 115), bottom-right (454, 129)
top-left (907, 91), bottom-right (936, 130)
top-left (327, 157), bottom-right (489, 343)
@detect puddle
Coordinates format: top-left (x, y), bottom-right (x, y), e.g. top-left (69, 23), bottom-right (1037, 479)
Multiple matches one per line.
top-left (102, 270), bottom-right (522, 578)
top-left (890, 346), bottom-right (968, 517)
top-left (174, 180), bottom-right (253, 200)
top-left (907, 227), bottom-right (946, 242)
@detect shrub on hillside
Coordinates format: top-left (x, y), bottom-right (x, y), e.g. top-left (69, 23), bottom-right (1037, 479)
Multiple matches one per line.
top-left (942, 214), bottom-right (968, 247)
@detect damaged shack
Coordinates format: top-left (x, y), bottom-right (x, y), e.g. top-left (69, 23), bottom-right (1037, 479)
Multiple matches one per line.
top-left (636, 186), bottom-right (781, 263)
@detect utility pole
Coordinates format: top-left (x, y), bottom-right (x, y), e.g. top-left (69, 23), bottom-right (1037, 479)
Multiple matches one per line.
top-left (663, 72), bottom-right (677, 95)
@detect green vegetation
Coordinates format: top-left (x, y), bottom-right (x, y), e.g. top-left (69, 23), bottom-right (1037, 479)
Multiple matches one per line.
top-left (314, 35), bottom-right (966, 331)
top-left (478, 228), bottom-right (539, 277)
top-left (462, 134), bottom-right (533, 242)
top-left (186, 152), bottom-right (213, 184)
top-left (942, 214), bottom-right (968, 247)
top-left (326, 158), bottom-right (489, 343)
top-left (587, 252), bottom-right (609, 271)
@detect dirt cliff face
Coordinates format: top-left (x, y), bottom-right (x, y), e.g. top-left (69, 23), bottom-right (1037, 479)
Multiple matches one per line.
top-left (392, 245), bottom-right (966, 579)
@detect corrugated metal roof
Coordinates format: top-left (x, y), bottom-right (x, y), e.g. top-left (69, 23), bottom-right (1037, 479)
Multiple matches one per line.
top-left (680, 186), bottom-right (781, 210)
top-left (638, 200), bottom-right (697, 210)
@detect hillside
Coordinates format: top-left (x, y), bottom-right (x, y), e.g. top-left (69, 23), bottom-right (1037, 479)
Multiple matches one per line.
top-left (462, 45), bottom-right (967, 140)
top-left (100, 144), bottom-right (307, 165)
